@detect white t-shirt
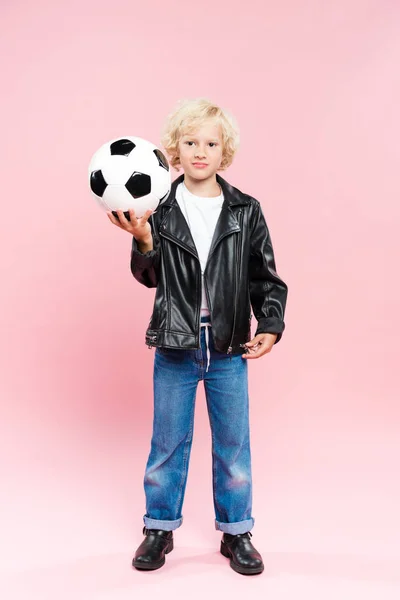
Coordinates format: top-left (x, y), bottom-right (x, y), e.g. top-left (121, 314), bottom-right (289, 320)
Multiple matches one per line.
top-left (175, 181), bottom-right (224, 316)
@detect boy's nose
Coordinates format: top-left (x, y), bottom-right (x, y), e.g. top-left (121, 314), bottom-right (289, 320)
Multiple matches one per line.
top-left (194, 147), bottom-right (206, 158)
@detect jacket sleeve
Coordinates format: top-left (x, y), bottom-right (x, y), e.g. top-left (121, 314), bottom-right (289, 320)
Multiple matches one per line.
top-left (130, 214), bottom-right (161, 288)
top-left (249, 201), bottom-right (288, 344)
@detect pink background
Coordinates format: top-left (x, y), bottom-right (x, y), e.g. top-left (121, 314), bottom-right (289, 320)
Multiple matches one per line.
top-left (1, 1), bottom-right (400, 598)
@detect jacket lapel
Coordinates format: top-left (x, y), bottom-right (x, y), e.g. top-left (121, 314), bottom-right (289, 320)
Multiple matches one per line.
top-left (159, 174), bottom-right (198, 256)
top-left (159, 173), bottom-right (248, 259)
top-left (207, 203), bottom-right (241, 260)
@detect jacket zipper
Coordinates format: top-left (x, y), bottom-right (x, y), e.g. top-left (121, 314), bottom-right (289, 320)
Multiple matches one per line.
top-left (227, 209), bottom-right (243, 356)
top-left (147, 334), bottom-right (157, 349)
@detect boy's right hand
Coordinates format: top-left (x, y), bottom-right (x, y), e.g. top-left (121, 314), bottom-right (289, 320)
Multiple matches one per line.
top-left (106, 208), bottom-right (153, 244)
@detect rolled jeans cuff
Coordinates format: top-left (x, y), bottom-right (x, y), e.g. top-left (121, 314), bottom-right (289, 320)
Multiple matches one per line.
top-left (215, 517), bottom-right (255, 534)
top-left (143, 515), bottom-right (183, 531)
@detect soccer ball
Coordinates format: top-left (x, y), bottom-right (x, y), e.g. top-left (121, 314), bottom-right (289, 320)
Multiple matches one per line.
top-left (88, 136), bottom-right (171, 219)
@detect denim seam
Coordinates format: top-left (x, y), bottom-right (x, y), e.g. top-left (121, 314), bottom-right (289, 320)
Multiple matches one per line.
top-left (204, 387), bottom-right (224, 522)
top-left (175, 393), bottom-right (196, 517)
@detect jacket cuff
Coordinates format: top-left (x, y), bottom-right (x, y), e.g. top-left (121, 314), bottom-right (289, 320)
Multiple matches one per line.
top-left (255, 317), bottom-right (285, 344)
top-left (131, 237), bottom-right (160, 270)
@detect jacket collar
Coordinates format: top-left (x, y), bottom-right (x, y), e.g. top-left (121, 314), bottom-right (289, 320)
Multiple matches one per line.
top-left (158, 173), bottom-right (249, 259)
top-left (160, 173), bottom-right (250, 207)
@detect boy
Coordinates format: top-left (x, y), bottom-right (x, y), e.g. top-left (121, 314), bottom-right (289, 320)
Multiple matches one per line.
top-left (107, 98), bottom-right (288, 575)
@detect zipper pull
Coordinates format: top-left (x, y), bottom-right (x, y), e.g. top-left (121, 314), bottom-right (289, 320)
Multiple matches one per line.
top-left (146, 334), bottom-right (157, 349)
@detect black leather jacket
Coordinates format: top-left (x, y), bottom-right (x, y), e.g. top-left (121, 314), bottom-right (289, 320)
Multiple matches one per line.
top-left (130, 173), bottom-right (288, 355)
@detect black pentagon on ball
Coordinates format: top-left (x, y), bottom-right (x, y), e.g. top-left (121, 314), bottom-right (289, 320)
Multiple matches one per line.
top-left (110, 139), bottom-right (136, 156)
top-left (90, 170), bottom-right (108, 197)
top-left (153, 149), bottom-right (169, 171)
top-left (125, 172), bottom-right (151, 198)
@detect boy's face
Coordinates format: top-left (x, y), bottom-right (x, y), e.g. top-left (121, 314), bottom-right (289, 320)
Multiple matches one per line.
top-left (177, 120), bottom-right (224, 180)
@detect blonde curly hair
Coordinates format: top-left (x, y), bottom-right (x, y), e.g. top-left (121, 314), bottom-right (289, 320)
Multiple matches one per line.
top-left (160, 97), bottom-right (240, 172)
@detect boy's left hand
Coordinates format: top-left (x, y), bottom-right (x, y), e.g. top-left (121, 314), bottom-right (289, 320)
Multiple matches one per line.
top-left (242, 333), bottom-right (278, 359)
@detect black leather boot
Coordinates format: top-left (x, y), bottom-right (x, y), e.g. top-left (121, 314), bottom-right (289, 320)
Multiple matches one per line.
top-left (132, 526), bottom-right (174, 570)
top-left (220, 531), bottom-right (264, 575)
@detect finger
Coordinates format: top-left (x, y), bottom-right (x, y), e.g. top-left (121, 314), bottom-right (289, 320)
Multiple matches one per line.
top-left (107, 211), bottom-right (122, 226)
top-left (243, 340), bottom-right (271, 359)
top-left (245, 339), bottom-right (257, 348)
top-left (242, 349), bottom-right (266, 359)
top-left (139, 209), bottom-right (153, 224)
top-left (246, 343), bottom-right (261, 351)
top-left (245, 335), bottom-right (263, 348)
top-left (128, 209), bottom-right (139, 224)
top-left (116, 209), bottom-right (133, 228)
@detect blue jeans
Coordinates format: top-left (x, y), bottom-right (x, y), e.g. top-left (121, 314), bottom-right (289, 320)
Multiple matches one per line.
top-left (142, 315), bottom-right (255, 534)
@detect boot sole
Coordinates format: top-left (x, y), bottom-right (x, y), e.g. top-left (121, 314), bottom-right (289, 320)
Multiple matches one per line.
top-left (132, 539), bottom-right (174, 571)
top-left (220, 541), bottom-right (264, 575)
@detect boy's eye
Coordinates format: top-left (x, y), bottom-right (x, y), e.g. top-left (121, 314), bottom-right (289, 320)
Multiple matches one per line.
top-left (184, 141), bottom-right (217, 147)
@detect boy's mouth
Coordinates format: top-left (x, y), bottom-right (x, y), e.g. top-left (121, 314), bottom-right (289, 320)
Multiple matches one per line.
top-left (192, 163), bottom-right (208, 168)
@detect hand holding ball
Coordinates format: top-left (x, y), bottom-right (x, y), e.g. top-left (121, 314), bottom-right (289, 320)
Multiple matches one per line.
top-left (88, 136), bottom-right (171, 221)
top-left (106, 207), bottom-right (153, 245)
